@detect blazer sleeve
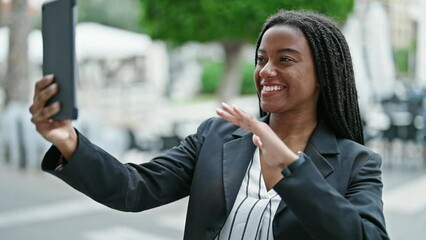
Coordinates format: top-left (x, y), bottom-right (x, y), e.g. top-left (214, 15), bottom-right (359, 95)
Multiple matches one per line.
top-left (273, 152), bottom-right (389, 240)
top-left (41, 121), bottom-right (208, 212)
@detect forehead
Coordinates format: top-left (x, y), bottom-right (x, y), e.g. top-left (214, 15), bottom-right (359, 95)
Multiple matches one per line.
top-left (258, 25), bottom-right (310, 53)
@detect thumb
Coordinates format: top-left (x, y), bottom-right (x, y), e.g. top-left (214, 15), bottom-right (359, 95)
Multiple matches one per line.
top-left (252, 134), bottom-right (262, 148)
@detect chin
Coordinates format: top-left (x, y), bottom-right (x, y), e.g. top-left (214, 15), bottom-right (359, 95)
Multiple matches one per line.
top-left (260, 104), bottom-right (274, 114)
top-left (260, 103), bottom-right (288, 114)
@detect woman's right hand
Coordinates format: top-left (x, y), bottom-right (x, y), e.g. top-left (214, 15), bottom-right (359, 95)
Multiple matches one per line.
top-left (29, 75), bottom-right (77, 159)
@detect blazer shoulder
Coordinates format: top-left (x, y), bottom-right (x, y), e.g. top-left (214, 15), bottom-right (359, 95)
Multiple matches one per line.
top-left (196, 117), bottom-right (242, 137)
top-left (336, 137), bottom-right (379, 158)
top-left (336, 137), bottom-right (382, 177)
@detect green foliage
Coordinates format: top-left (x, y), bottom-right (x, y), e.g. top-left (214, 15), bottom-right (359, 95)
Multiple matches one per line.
top-left (32, 0), bottom-right (142, 31)
top-left (140, 0), bottom-right (354, 44)
top-left (142, 0), bottom-right (354, 99)
top-left (78, 0), bottom-right (142, 32)
top-left (201, 61), bottom-right (256, 95)
top-left (201, 61), bottom-right (222, 94)
top-left (277, 0), bottom-right (355, 25)
top-left (240, 63), bottom-right (257, 95)
top-left (394, 39), bottom-right (417, 77)
top-left (394, 48), bottom-right (409, 75)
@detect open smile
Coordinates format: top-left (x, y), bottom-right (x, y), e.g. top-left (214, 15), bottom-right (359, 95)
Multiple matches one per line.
top-left (262, 85), bottom-right (284, 92)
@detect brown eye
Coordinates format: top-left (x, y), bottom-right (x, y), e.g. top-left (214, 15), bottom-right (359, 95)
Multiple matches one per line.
top-left (256, 56), bottom-right (266, 65)
top-left (280, 56), bottom-right (295, 62)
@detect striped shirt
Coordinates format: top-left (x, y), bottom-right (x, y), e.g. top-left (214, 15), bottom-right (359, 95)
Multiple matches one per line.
top-left (215, 148), bottom-right (282, 240)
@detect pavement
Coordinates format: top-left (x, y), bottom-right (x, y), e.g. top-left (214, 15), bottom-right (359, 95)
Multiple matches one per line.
top-left (0, 160), bottom-right (188, 240)
top-left (382, 167), bottom-right (426, 240)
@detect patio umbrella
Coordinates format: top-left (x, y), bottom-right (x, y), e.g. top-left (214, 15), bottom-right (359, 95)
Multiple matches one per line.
top-left (364, 2), bottom-right (396, 101)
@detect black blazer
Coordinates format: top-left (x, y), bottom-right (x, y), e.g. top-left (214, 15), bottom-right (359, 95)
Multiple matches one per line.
top-left (42, 116), bottom-right (389, 240)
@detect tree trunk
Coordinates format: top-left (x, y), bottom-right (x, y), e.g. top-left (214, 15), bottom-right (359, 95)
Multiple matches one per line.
top-left (0, 0), bottom-right (4, 27)
top-left (0, 1), bottom-right (5, 90)
top-left (4, 0), bottom-right (30, 105)
top-left (218, 40), bottom-right (243, 103)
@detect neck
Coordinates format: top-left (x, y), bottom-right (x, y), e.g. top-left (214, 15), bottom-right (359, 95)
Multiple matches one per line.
top-left (268, 111), bottom-right (318, 151)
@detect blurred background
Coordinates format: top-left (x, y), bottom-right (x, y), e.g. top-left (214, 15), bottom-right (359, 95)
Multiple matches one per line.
top-left (0, 0), bottom-right (425, 239)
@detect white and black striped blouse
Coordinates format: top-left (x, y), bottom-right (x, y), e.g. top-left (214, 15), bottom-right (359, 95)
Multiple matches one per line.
top-left (215, 148), bottom-right (282, 240)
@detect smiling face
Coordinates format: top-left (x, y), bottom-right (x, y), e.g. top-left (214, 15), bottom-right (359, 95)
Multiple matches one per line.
top-left (254, 24), bottom-right (319, 116)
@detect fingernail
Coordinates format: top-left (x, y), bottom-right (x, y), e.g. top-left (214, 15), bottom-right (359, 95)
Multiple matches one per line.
top-left (54, 101), bottom-right (61, 108)
top-left (45, 74), bottom-right (54, 80)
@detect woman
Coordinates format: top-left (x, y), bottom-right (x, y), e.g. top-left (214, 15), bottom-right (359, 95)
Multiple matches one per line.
top-left (30, 10), bottom-right (389, 240)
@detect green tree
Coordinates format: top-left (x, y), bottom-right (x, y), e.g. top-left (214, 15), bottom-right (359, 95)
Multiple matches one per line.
top-left (77, 0), bottom-right (141, 32)
top-left (140, 0), bottom-right (354, 102)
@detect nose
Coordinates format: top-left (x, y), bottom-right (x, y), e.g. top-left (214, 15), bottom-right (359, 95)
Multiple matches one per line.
top-left (259, 62), bottom-right (277, 79)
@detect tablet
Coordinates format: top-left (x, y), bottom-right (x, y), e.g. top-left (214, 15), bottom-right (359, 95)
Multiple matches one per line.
top-left (42, 0), bottom-right (78, 120)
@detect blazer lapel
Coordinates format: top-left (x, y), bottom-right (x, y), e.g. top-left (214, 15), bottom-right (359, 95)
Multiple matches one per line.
top-left (304, 121), bottom-right (338, 179)
top-left (276, 120), bottom-right (338, 211)
top-left (222, 127), bottom-right (256, 212)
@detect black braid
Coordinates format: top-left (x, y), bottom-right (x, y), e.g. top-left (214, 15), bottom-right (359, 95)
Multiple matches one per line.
top-left (255, 10), bottom-right (364, 145)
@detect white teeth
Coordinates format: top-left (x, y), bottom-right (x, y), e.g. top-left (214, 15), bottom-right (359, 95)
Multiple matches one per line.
top-left (263, 86), bottom-right (283, 92)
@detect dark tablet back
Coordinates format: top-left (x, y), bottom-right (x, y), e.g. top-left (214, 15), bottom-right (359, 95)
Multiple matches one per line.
top-left (42, 0), bottom-right (78, 120)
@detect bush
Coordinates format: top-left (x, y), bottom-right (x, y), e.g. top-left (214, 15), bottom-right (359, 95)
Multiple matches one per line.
top-left (201, 61), bottom-right (222, 94)
top-left (240, 63), bottom-right (256, 95)
top-left (393, 48), bottom-right (409, 76)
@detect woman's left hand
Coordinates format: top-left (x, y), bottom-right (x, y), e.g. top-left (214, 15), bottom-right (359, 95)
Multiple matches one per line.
top-left (216, 102), bottom-right (298, 169)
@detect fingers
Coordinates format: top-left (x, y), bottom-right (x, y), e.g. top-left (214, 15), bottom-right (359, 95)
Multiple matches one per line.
top-left (216, 102), bottom-right (244, 127)
top-left (216, 103), bottom-right (235, 122)
top-left (219, 102), bottom-right (249, 120)
top-left (30, 75), bottom-right (60, 123)
top-left (30, 101), bottom-right (61, 124)
top-left (229, 104), bottom-right (258, 131)
top-left (221, 102), bottom-right (236, 114)
top-left (216, 102), bottom-right (260, 133)
top-left (29, 75), bottom-right (59, 116)
top-left (29, 84), bottom-right (58, 113)
top-left (34, 75), bottom-right (55, 97)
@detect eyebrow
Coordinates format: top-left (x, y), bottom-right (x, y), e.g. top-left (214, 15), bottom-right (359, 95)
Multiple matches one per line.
top-left (257, 48), bottom-right (302, 55)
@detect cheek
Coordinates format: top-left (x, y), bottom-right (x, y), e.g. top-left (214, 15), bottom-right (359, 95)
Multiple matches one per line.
top-left (253, 68), bottom-right (262, 93)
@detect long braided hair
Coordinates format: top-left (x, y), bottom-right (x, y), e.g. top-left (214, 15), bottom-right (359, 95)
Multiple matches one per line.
top-left (255, 10), bottom-right (364, 145)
